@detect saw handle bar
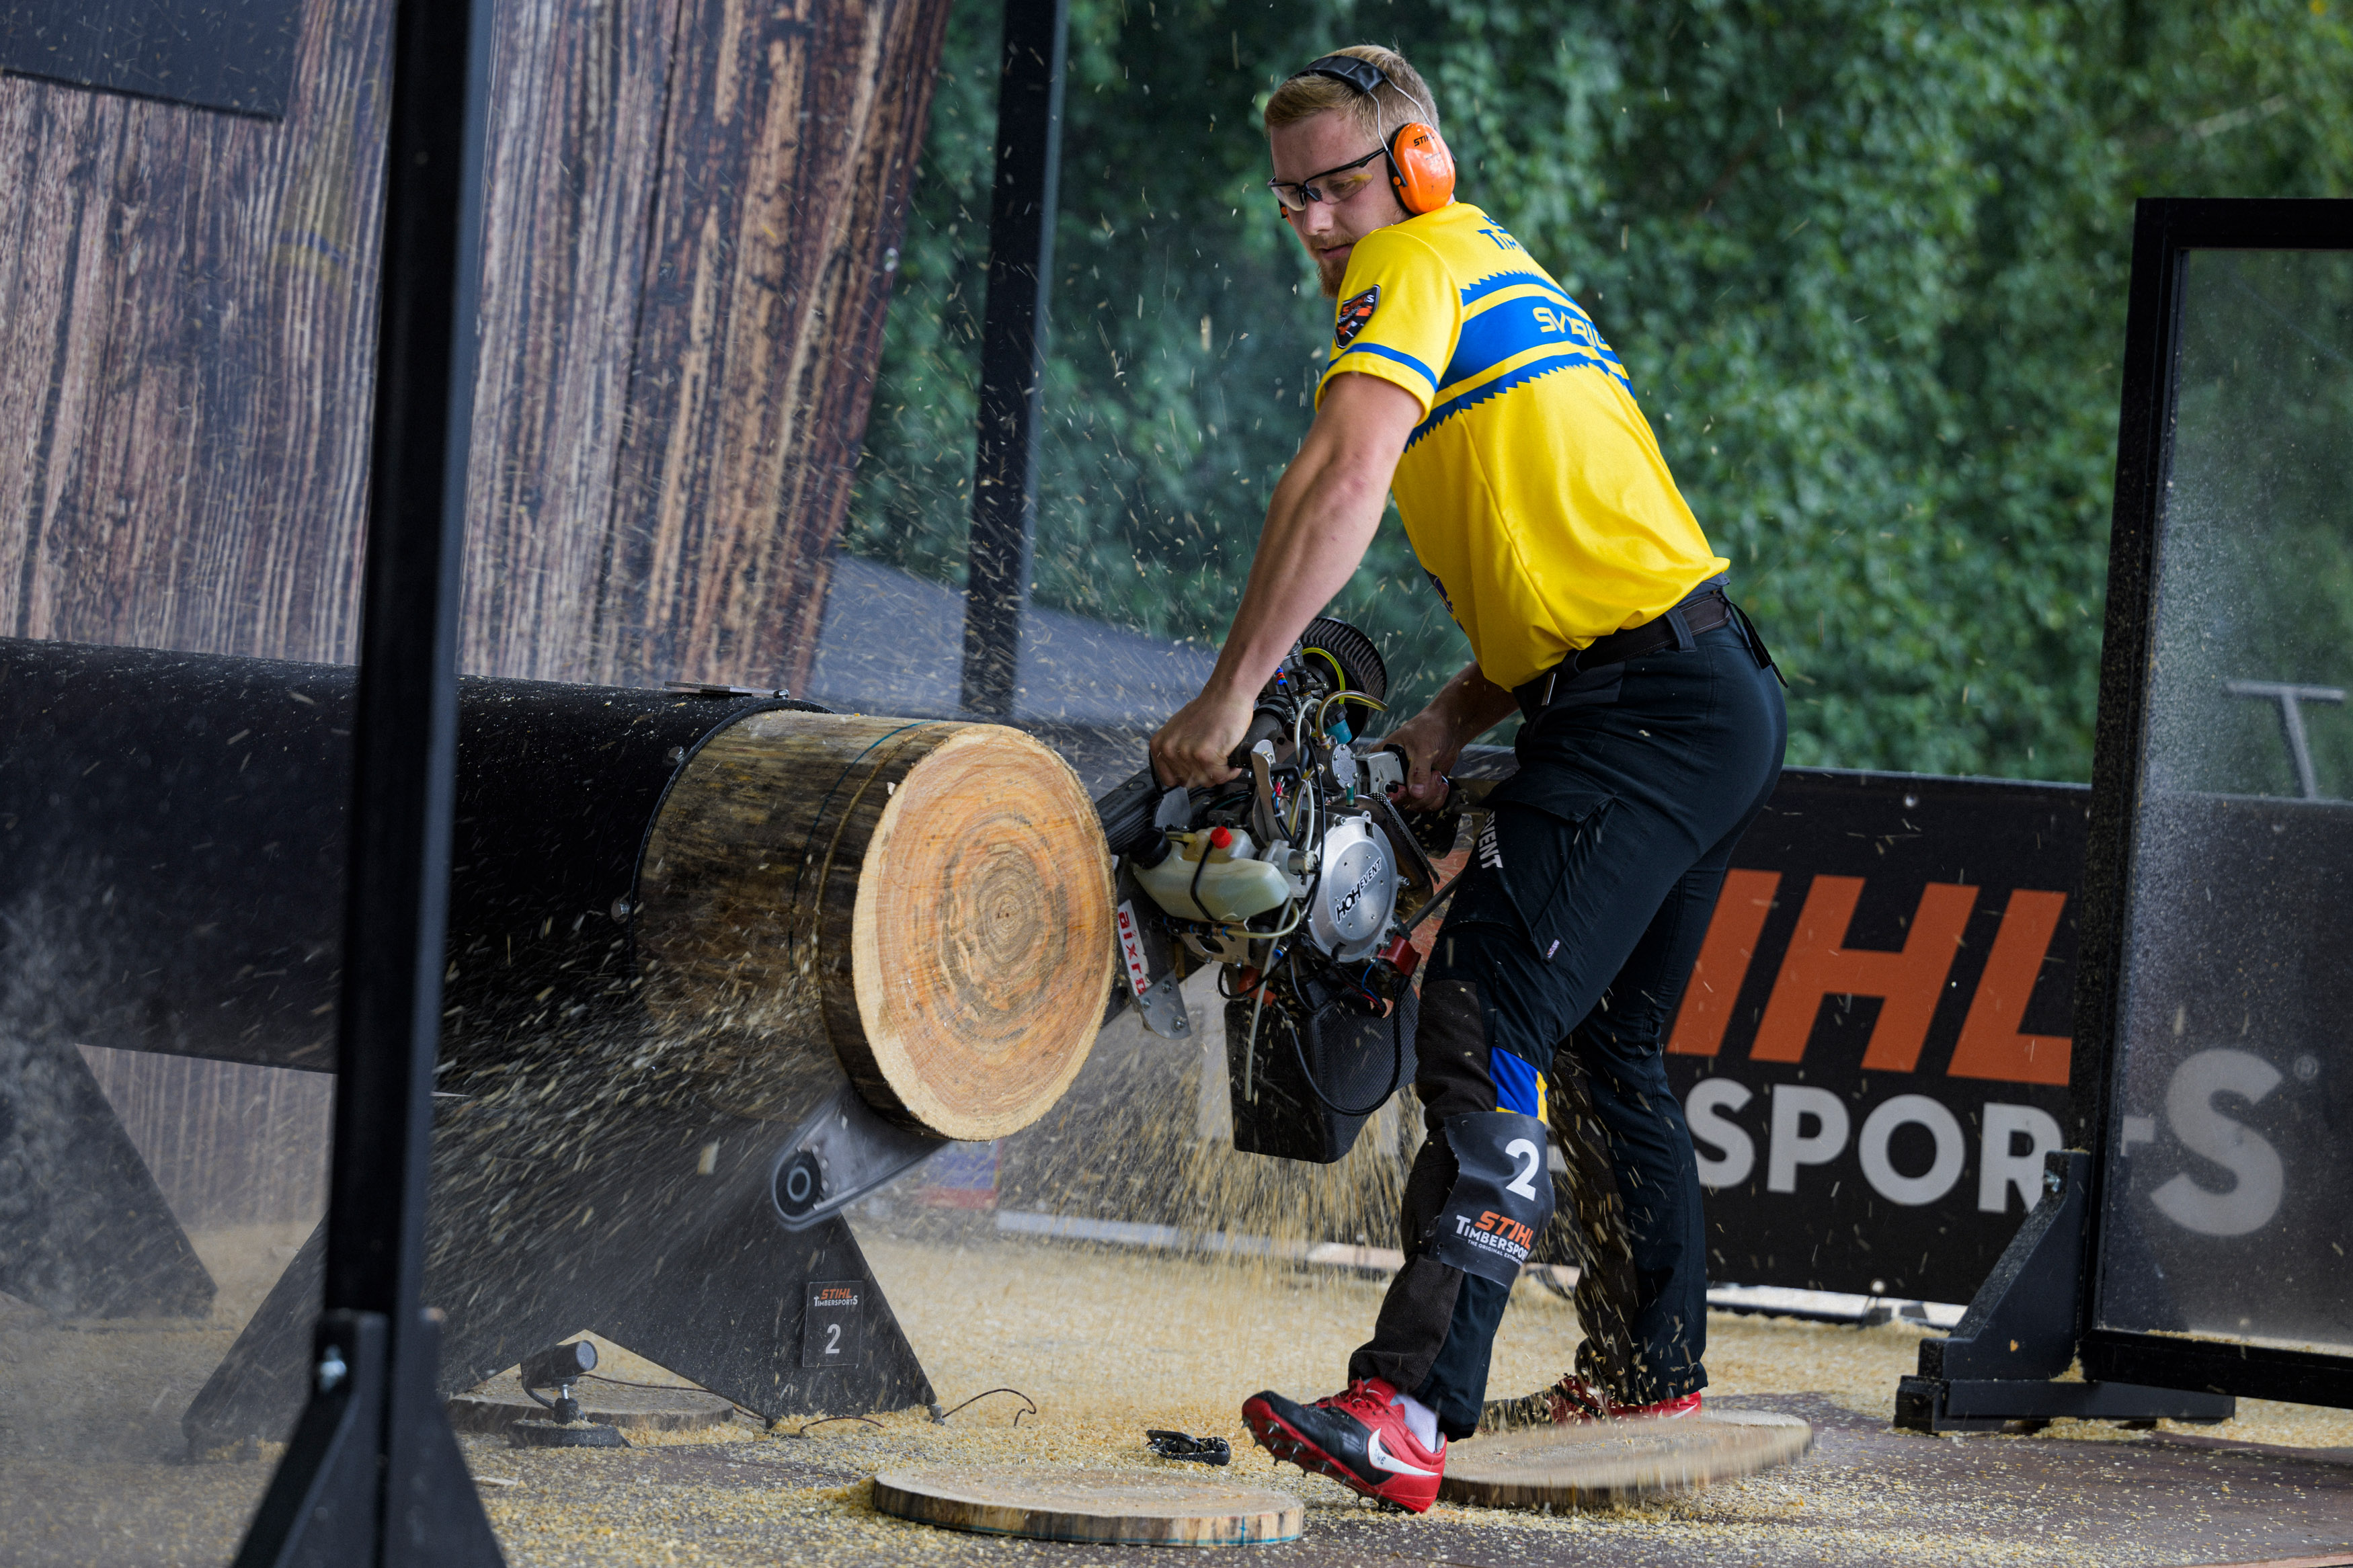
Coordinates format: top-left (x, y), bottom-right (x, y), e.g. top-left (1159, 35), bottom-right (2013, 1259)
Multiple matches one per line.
top-left (1155, 709), bottom-right (1289, 793)
top-left (1100, 709), bottom-right (1287, 858)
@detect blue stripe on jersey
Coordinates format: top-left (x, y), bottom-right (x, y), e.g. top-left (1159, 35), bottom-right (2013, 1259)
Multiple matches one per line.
top-left (1459, 269), bottom-right (1574, 309)
top-left (1407, 354), bottom-right (1604, 449)
top-left (1441, 292), bottom-right (1629, 398)
top-left (1330, 340), bottom-right (1438, 389)
top-left (1492, 1048), bottom-right (1546, 1120)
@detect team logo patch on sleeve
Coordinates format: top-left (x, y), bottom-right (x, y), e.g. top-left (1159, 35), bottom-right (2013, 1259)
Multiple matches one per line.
top-left (1334, 286), bottom-right (1380, 347)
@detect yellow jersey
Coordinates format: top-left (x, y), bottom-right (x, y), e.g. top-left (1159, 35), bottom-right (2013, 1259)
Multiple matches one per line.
top-left (1316, 202), bottom-right (1727, 691)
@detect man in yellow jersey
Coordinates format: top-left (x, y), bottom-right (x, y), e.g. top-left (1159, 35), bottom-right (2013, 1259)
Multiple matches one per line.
top-left (1150, 44), bottom-right (1786, 1512)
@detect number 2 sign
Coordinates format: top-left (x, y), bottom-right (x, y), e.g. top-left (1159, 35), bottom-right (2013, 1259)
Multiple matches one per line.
top-left (802, 1280), bottom-right (865, 1370)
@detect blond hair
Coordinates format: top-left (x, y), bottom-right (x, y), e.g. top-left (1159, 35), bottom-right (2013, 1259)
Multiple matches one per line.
top-left (1262, 44), bottom-right (1439, 145)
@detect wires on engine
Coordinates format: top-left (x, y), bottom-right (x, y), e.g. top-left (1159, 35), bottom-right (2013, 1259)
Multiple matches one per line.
top-left (1315, 690), bottom-right (1387, 735)
top-left (1241, 974), bottom-right (1267, 1102)
top-left (1298, 644), bottom-right (1349, 694)
top-left (1284, 969), bottom-right (1408, 1120)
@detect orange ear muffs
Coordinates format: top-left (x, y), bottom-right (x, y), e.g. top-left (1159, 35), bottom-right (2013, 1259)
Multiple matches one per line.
top-left (1386, 122), bottom-right (1455, 214)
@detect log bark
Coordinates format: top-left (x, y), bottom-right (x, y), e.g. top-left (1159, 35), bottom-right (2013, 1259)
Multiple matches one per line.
top-left (579, 0), bottom-right (950, 694)
top-left (639, 712), bottom-right (1115, 1141)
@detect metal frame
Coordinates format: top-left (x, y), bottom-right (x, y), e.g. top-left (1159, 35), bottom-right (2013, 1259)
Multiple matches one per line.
top-left (2070, 196), bottom-right (2353, 1410)
top-left (958, 0), bottom-right (1070, 720)
top-left (233, 0), bottom-right (506, 1555)
top-left (1901, 198), bottom-right (2353, 1433)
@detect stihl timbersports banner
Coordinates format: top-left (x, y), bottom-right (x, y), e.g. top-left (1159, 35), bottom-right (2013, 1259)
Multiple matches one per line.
top-left (1656, 770), bottom-right (2085, 1305)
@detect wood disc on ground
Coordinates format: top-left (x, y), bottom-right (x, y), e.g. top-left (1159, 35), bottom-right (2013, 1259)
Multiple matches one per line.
top-left (1439, 1409), bottom-right (1813, 1510)
top-left (444, 1372), bottom-right (735, 1434)
top-left (637, 712), bottom-right (1115, 1139)
top-left (871, 1464), bottom-right (1304, 1546)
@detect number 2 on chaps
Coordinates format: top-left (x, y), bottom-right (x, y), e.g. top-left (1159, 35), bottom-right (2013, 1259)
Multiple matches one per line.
top-left (1505, 1137), bottom-right (1542, 1198)
top-left (1430, 1110), bottom-right (1556, 1286)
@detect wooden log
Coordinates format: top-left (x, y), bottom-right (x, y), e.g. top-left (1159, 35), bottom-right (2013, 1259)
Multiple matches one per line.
top-left (0, 646), bottom-right (1115, 1145)
top-left (0, 0), bottom-right (389, 663)
top-left (1, 0), bottom-right (950, 694)
top-left (637, 712), bottom-right (1115, 1139)
top-left (0, 0), bottom-right (954, 1241)
top-left (871, 1466), bottom-right (1305, 1546)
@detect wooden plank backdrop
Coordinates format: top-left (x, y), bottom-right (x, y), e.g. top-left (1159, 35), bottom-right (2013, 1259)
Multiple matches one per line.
top-left (0, 0), bottom-right (389, 665)
top-left (588, 0), bottom-right (947, 695)
top-left (76, 1047), bottom-right (333, 1231)
top-left (0, 0), bottom-right (955, 1227)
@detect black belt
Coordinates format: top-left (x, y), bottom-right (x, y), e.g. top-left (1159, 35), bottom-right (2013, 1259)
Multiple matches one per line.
top-left (1512, 579), bottom-right (1742, 724)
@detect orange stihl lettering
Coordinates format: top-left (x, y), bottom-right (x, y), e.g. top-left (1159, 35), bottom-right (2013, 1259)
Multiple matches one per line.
top-left (1751, 877), bottom-right (1977, 1070)
top-left (1946, 889), bottom-right (2071, 1085)
top-left (1668, 868), bottom-right (1782, 1056)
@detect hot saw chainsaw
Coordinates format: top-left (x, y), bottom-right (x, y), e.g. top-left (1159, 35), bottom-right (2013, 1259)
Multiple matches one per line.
top-left (1094, 616), bottom-right (1485, 1164)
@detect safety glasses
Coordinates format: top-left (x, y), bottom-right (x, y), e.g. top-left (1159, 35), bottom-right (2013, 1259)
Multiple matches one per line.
top-left (1268, 147), bottom-right (1387, 212)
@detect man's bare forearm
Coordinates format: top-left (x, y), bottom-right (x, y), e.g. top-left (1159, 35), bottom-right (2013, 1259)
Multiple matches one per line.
top-left (1199, 441), bottom-right (1390, 704)
top-left (1148, 373), bottom-right (1422, 787)
top-left (1428, 661), bottom-right (1520, 740)
top-left (1383, 661), bottom-right (1518, 804)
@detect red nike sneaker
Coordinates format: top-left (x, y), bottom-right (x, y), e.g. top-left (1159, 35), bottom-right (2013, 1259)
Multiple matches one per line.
top-left (1242, 1377), bottom-right (1446, 1513)
top-left (1480, 1374), bottom-right (1702, 1432)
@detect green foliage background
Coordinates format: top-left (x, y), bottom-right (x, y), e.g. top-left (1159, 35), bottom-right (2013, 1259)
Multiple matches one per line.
top-left (842, 0), bottom-right (2353, 780)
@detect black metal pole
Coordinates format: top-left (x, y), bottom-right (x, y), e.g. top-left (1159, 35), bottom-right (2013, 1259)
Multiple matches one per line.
top-left (958, 0), bottom-right (1069, 720)
top-left (231, 0), bottom-right (504, 1555)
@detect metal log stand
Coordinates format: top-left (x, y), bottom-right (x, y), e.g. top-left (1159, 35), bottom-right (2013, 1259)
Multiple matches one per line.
top-left (0, 644), bottom-right (939, 1417)
top-left (1894, 1151), bottom-right (2231, 1433)
top-left (0, 648), bottom-right (945, 1456)
top-left (0, 1039), bottom-right (216, 1321)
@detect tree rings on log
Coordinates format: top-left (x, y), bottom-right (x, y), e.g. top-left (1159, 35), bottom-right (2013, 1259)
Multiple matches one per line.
top-left (1439, 1409), bottom-right (1813, 1510)
top-left (637, 712), bottom-right (1114, 1139)
top-left (871, 1465), bottom-right (1304, 1545)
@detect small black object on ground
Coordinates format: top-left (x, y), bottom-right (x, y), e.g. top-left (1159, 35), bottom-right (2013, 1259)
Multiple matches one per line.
top-left (508, 1339), bottom-right (629, 1450)
top-left (1146, 1429), bottom-right (1232, 1464)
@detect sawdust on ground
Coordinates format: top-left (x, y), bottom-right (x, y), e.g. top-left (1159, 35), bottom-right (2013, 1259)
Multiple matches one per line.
top-left (7, 1229), bottom-right (2352, 1566)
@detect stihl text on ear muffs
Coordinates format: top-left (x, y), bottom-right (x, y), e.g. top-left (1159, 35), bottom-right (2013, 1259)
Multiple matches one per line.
top-left (1293, 53), bottom-right (1457, 215)
top-left (1384, 122), bottom-right (1454, 214)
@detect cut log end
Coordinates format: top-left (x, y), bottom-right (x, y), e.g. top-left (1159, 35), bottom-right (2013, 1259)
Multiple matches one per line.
top-left (637, 710), bottom-right (1112, 1141)
top-left (850, 726), bottom-right (1113, 1141)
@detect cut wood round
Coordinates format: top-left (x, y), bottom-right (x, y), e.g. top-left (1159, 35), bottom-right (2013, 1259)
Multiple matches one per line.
top-left (445, 1375), bottom-right (734, 1435)
top-left (1438, 1410), bottom-right (1812, 1511)
top-left (871, 1465), bottom-right (1304, 1546)
top-left (637, 712), bottom-right (1115, 1139)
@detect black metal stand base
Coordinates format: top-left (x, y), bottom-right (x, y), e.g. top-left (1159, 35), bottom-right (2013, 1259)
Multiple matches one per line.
top-left (506, 1418), bottom-right (627, 1448)
top-left (0, 1032), bottom-right (215, 1319)
top-left (1894, 1150), bottom-right (2235, 1434)
top-left (187, 1110), bottom-right (932, 1456)
top-left (233, 1310), bottom-right (503, 1568)
top-left (1896, 1372), bottom-right (2232, 1433)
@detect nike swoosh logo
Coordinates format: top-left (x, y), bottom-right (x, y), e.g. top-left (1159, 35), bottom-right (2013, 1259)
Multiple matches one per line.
top-left (1364, 1430), bottom-right (1439, 1477)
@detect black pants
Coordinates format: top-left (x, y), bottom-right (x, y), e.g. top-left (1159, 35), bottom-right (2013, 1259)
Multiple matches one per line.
top-left (1347, 620), bottom-right (1786, 1438)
